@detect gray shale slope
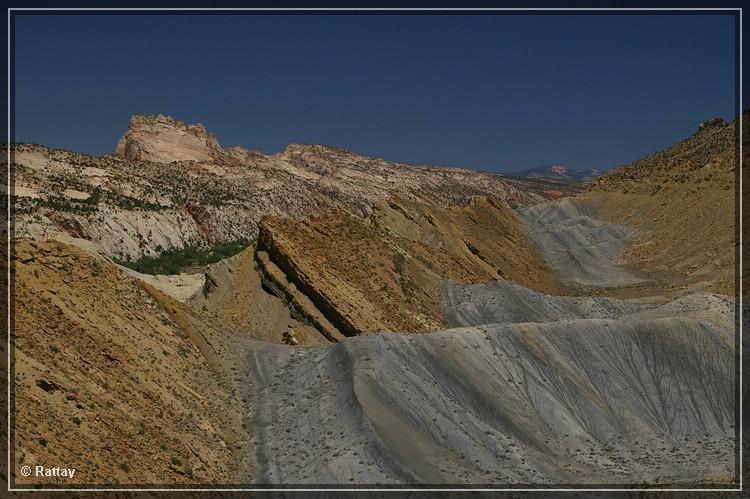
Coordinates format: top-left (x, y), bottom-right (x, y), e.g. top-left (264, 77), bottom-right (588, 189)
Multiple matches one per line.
top-left (517, 197), bottom-right (644, 287)
top-left (241, 197), bottom-right (736, 486)
top-left (243, 293), bottom-right (735, 485)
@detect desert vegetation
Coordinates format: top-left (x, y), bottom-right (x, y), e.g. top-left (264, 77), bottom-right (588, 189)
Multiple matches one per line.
top-left (116, 238), bottom-right (253, 274)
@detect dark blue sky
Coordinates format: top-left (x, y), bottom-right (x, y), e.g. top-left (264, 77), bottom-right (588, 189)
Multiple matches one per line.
top-left (13, 13), bottom-right (737, 172)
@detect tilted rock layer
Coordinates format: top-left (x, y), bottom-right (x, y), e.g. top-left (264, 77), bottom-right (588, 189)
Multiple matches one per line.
top-left (257, 197), bottom-right (565, 336)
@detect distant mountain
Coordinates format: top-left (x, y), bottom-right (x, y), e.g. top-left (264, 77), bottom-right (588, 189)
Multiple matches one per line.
top-left (509, 164), bottom-right (602, 182)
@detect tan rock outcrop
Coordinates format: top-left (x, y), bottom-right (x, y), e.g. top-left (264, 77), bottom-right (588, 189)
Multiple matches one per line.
top-left (114, 114), bottom-right (222, 163)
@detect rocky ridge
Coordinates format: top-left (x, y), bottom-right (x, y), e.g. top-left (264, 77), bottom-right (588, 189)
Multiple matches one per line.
top-left (13, 114), bottom-right (548, 261)
top-left (584, 115), bottom-right (739, 294)
top-left (256, 196), bottom-right (564, 336)
top-left (509, 164), bottom-right (602, 183)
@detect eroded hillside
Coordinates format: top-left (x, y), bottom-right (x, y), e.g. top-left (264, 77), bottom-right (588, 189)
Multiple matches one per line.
top-left (13, 239), bottom-right (249, 485)
top-left (258, 197), bottom-right (564, 336)
top-left (584, 116), bottom-right (739, 294)
top-left (242, 285), bottom-right (735, 485)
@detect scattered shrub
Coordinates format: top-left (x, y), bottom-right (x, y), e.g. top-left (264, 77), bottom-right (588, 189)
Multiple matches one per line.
top-left (392, 252), bottom-right (406, 274)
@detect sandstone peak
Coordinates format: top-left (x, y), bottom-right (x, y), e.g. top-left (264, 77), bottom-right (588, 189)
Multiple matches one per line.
top-left (114, 114), bottom-right (222, 163)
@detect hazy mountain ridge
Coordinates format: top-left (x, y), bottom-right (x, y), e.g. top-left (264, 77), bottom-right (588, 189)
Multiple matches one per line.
top-left (508, 164), bottom-right (602, 182)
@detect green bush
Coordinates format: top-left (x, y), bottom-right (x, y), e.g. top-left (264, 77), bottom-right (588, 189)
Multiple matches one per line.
top-left (116, 238), bottom-right (253, 275)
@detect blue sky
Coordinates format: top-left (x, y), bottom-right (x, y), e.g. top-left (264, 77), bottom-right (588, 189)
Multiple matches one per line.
top-left (13, 13), bottom-right (737, 172)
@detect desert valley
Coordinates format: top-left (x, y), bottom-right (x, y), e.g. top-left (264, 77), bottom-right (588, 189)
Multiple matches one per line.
top-left (8, 112), bottom-right (740, 486)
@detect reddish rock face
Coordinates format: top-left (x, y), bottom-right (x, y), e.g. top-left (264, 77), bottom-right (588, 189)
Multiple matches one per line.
top-left (185, 203), bottom-right (224, 243)
top-left (45, 211), bottom-right (89, 239)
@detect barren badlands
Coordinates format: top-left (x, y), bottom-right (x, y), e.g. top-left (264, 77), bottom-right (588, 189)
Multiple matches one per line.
top-left (9, 113), bottom-right (739, 486)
